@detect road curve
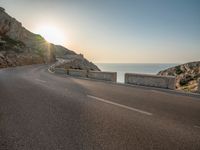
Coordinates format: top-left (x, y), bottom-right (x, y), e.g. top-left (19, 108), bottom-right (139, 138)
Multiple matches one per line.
top-left (0, 65), bottom-right (200, 150)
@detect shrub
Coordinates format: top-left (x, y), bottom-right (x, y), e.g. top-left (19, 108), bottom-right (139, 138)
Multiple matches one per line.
top-left (179, 75), bottom-right (193, 86)
top-left (35, 35), bottom-right (44, 41)
top-left (175, 66), bottom-right (183, 75)
top-left (2, 36), bottom-right (25, 47)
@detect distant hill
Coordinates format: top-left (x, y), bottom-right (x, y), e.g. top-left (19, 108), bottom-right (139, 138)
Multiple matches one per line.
top-left (158, 61), bottom-right (200, 92)
top-left (0, 7), bottom-right (99, 71)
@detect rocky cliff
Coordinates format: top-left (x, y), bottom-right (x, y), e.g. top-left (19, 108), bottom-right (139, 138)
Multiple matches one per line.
top-left (158, 61), bottom-right (200, 92)
top-left (0, 7), bottom-right (99, 71)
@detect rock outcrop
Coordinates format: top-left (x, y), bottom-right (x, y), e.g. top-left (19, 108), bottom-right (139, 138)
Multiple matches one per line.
top-left (0, 7), bottom-right (99, 71)
top-left (52, 56), bottom-right (100, 71)
top-left (158, 61), bottom-right (200, 92)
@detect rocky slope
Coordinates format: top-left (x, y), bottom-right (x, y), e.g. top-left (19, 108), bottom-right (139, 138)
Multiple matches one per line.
top-left (0, 7), bottom-right (99, 71)
top-left (158, 61), bottom-right (200, 92)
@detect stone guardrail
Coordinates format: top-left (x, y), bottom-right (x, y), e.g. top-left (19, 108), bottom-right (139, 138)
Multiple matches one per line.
top-left (52, 68), bottom-right (177, 89)
top-left (54, 68), bottom-right (67, 74)
top-left (68, 69), bottom-right (87, 78)
top-left (88, 71), bottom-right (117, 82)
top-left (125, 73), bottom-right (176, 89)
top-left (67, 69), bottom-right (117, 82)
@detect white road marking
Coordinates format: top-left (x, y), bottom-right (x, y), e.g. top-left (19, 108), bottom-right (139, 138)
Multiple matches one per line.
top-left (35, 79), bottom-right (46, 83)
top-left (194, 125), bottom-right (200, 129)
top-left (48, 68), bottom-right (54, 74)
top-left (87, 95), bottom-right (152, 116)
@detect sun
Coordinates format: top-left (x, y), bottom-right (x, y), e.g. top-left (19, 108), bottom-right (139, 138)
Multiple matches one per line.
top-left (35, 25), bottom-right (66, 46)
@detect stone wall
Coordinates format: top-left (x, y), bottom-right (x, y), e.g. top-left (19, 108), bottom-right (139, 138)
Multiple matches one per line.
top-left (125, 73), bottom-right (175, 89)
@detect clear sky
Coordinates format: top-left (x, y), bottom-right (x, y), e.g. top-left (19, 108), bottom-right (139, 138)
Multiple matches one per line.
top-left (1, 0), bottom-right (200, 63)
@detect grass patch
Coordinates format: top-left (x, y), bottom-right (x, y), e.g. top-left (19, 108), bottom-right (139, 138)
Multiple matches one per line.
top-left (35, 34), bottom-right (44, 41)
top-left (35, 48), bottom-right (44, 57)
top-left (1, 36), bottom-right (25, 47)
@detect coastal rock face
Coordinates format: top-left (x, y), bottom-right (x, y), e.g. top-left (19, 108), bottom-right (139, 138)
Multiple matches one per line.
top-left (0, 7), bottom-right (99, 71)
top-left (0, 8), bottom-right (56, 67)
top-left (158, 61), bottom-right (200, 92)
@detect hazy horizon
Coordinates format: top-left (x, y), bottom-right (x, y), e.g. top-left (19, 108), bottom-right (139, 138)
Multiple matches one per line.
top-left (1, 0), bottom-right (200, 63)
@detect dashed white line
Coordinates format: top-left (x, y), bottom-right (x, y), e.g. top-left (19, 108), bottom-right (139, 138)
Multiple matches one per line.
top-left (87, 95), bottom-right (152, 116)
top-left (35, 79), bottom-right (47, 83)
top-left (194, 125), bottom-right (200, 129)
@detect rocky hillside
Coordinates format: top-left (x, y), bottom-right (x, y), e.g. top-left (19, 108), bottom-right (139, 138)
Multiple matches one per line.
top-left (0, 7), bottom-right (99, 71)
top-left (158, 61), bottom-right (200, 92)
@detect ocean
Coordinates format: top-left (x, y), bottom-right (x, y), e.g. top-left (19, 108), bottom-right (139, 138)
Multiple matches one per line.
top-left (95, 63), bottom-right (178, 83)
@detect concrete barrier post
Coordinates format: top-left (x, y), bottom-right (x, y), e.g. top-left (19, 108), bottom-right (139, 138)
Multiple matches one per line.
top-left (167, 77), bottom-right (176, 90)
top-left (125, 73), bottom-right (176, 90)
top-left (88, 71), bottom-right (117, 82)
top-left (68, 69), bottom-right (87, 78)
top-left (198, 79), bottom-right (200, 93)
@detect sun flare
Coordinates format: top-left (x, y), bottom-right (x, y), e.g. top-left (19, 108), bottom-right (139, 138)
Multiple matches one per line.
top-left (35, 25), bottom-right (66, 46)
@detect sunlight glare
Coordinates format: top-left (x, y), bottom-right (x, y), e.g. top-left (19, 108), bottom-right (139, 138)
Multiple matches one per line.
top-left (35, 25), bottom-right (66, 46)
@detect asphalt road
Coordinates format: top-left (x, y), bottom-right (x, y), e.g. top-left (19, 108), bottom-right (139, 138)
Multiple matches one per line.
top-left (0, 65), bottom-right (200, 150)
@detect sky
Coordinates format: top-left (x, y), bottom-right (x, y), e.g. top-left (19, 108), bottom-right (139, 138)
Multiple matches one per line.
top-left (0, 0), bottom-right (200, 63)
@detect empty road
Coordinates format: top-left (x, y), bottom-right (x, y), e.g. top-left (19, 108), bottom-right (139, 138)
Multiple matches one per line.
top-left (0, 65), bottom-right (200, 150)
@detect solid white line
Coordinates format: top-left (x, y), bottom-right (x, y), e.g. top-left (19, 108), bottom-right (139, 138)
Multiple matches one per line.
top-left (35, 79), bottom-right (46, 83)
top-left (48, 68), bottom-right (54, 74)
top-left (87, 95), bottom-right (152, 116)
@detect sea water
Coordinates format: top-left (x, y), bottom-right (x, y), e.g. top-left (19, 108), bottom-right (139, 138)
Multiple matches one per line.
top-left (96, 63), bottom-right (178, 83)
